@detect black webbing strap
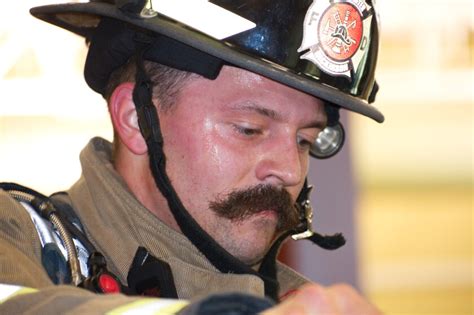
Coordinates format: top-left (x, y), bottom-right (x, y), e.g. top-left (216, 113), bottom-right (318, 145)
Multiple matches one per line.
top-left (127, 247), bottom-right (179, 298)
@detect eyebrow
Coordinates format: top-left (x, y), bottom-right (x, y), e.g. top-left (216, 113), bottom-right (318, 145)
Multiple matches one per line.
top-left (229, 102), bottom-right (327, 129)
top-left (230, 102), bottom-right (281, 119)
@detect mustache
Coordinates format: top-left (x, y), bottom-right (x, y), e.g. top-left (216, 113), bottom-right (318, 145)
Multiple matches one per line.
top-left (209, 184), bottom-right (300, 232)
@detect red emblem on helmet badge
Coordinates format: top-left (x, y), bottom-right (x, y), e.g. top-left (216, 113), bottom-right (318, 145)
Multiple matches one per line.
top-left (299, 0), bottom-right (373, 80)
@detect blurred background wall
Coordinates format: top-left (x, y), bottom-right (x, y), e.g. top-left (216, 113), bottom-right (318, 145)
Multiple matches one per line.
top-left (1, 1), bottom-right (472, 314)
top-left (350, 1), bottom-right (472, 313)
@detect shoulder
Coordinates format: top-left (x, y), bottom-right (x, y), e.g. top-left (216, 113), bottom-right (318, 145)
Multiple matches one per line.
top-left (0, 187), bottom-right (40, 242)
top-left (0, 186), bottom-right (52, 287)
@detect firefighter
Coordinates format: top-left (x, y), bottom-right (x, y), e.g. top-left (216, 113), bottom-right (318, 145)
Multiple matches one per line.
top-left (0, 0), bottom-right (383, 313)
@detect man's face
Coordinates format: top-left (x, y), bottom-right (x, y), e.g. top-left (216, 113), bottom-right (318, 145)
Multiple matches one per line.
top-left (158, 66), bottom-right (326, 265)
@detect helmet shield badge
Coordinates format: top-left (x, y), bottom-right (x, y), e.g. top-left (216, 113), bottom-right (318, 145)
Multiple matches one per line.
top-left (299, 0), bottom-right (372, 81)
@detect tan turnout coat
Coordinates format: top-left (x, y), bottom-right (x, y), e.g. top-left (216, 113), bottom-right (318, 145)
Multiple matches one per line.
top-left (0, 138), bottom-right (308, 314)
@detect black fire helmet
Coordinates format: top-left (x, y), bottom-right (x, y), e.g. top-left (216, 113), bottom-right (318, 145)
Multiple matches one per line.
top-left (30, 0), bottom-right (384, 123)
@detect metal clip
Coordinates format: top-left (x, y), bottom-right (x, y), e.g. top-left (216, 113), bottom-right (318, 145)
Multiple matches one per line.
top-left (140, 0), bottom-right (158, 18)
top-left (291, 199), bottom-right (315, 240)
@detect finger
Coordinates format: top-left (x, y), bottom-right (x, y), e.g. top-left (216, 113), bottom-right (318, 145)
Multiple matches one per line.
top-left (262, 283), bottom-right (339, 315)
top-left (328, 283), bottom-right (382, 315)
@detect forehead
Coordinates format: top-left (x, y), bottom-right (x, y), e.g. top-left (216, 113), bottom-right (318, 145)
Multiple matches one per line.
top-left (180, 65), bottom-right (327, 122)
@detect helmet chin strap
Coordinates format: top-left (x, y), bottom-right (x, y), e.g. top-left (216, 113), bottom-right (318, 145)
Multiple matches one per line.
top-left (132, 45), bottom-right (344, 301)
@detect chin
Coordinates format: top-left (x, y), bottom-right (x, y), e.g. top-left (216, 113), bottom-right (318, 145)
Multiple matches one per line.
top-left (231, 232), bottom-right (275, 266)
top-left (213, 214), bottom-right (279, 265)
top-left (237, 250), bottom-right (267, 267)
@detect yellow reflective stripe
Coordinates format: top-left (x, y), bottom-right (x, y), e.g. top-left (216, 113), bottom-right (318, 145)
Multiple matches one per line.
top-left (0, 284), bottom-right (37, 304)
top-left (107, 298), bottom-right (188, 315)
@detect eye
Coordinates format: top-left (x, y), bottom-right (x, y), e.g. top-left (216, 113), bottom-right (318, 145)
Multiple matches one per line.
top-left (297, 135), bottom-right (314, 151)
top-left (233, 124), bottom-right (262, 137)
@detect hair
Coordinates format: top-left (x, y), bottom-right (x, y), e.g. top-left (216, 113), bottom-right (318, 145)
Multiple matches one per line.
top-left (104, 57), bottom-right (199, 112)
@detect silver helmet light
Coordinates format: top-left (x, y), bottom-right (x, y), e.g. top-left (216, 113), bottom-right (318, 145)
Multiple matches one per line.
top-left (310, 122), bottom-right (345, 159)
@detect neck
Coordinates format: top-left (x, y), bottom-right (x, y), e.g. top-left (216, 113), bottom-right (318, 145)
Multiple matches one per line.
top-left (114, 145), bottom-right (180, 232)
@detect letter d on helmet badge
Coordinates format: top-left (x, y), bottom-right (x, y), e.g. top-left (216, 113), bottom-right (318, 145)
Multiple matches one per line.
top-left (299, 0), bottom-right (373, 81)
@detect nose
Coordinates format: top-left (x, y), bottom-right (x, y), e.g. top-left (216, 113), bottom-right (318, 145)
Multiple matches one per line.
top-left (254, 135), bottom-right (304, 188)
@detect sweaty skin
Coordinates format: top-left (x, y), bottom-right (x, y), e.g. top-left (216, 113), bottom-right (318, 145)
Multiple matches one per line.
top-left (113, 65), bottom-right (326, 266)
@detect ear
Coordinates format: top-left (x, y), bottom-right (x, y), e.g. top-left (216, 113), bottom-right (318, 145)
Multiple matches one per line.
top-left (109, 82), bottom-right (148, 155)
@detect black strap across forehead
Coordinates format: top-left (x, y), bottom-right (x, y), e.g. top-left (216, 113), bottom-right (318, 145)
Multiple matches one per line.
top-left (85, 17), bottom-right (224, 95)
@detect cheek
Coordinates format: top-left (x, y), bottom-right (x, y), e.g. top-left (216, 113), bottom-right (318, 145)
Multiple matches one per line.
top-left (164, 117), bottom-right (251, 198)
top-left (199, 119), bottom-right (233, 174)
top-left (197, 119), bottom-right (255, 190)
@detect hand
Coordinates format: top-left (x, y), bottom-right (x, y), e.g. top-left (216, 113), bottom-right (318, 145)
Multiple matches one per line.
top-left (262, 283), bottom-right (382, 315)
